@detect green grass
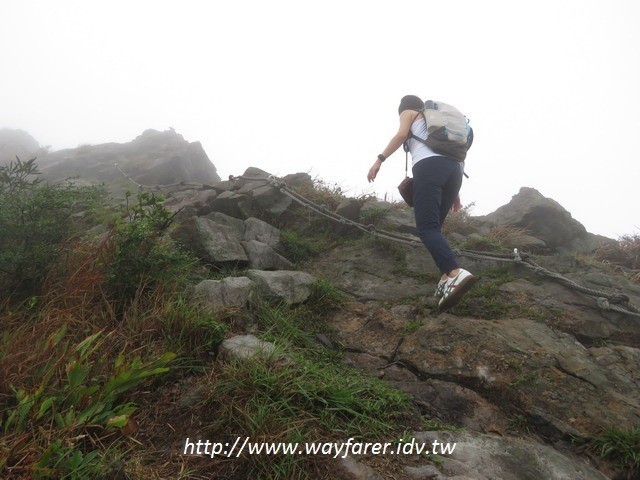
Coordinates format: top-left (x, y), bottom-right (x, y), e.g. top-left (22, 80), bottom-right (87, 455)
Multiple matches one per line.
top-left (278, 229), bottom-right (333, 264)
top-left (403, 319), bottom-right (424, 334)
top-left (508, 414), bottom-right (532, 434)
top-left (454, 279), bottom-right (513, 319)
top-left (360, 206), bottom-right (392, 226)
top-left (421, 419), bottom-right (465, 432)
top-left (590, 426), bottom-right (640, 475)
top-left (452, 265), bottom-right (546, 321)
top-left (180, 290), bottom-right (417, 479)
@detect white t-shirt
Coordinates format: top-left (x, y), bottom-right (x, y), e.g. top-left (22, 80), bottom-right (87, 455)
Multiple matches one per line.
top-left (406, 116), bottom-right (439, 167)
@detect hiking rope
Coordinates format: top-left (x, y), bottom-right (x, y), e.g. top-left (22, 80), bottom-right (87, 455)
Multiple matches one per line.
top-left (515, 255), bottom-right (640, 317)
top-left (229, 174), bottom-right (640, 319)
top-left (114, 168), bottom-right (638, 319)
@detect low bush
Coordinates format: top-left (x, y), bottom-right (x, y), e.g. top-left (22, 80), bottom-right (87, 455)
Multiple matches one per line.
top-left (443, 201), bottom-right (477, 235)
top-left (104, 191), bottom-right (197, 314)
top-left (0, 157), bottom-right (104, 298)
top-left (595, 233), bottom-right (640, 271)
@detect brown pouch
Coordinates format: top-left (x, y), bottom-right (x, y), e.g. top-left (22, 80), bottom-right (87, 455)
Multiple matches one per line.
top-left (397, 176), bottom-right (413, 207)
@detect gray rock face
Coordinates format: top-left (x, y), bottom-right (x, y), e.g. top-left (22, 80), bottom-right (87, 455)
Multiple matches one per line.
top-left (308, 242), bottom-right (432, 302)
top-left (210, 191), bottom-right (255, 219)
top-left (361, 200), bottom-right (420, 236)
top-left (498, 274), bottom-right (640, 347)
top-left (193, 277), bottom-right (255, 309)
top-left (243, 217), bottom-right (281, 248)
top-left (281, 172), bottom-right (314, 190)
top-left (172, 216), bottom-right (249, 266)
top-left (241, 240), bottom-right (293, 270)
top-left (246, 270), bottom-right (315, 305)
top-left (477, 187), bottom-right (610, 252)
top-left (335, 198), bottom-right (362, 222)
top-left (23, 129), bottom-right (220, 192)
top-left (204, 211), bottom-right (246, 235)
top-left (333, 303), bottom-right (640, 441)
top-left (174, 212), bottom-right (293, 270)
top-left (412, 430), bottom-right (609, 480)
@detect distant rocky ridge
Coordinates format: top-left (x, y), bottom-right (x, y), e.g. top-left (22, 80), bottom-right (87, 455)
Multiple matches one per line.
top-left (0, 128), bottom-right (44, 161)
top-left (0, 128), bottom-right (220, 193)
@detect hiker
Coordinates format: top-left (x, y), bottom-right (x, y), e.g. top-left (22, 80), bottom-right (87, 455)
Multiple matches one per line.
top-left (367, 94), bottom-right (477, 309)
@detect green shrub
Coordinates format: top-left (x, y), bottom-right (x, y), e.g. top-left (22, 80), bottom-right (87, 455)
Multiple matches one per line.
top-left (360, 206), bottom-right (391, 226)
top-left (278, 230), bottom-right (328, 264)
top-left (0, 158), bottom-right (104, 297)
top-left (306, 278), bottom-right (346, 313)
top-left (443, 201), bottom-right (477, 235)
top-left (105, 191), bottom-right (196, 311)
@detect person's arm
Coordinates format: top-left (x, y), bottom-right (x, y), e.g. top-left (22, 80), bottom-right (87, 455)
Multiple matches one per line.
top-left (367, 110), bottom-right (419, 182)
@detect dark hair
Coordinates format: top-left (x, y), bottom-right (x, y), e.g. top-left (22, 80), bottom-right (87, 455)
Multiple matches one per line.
top-left (398, 95), bottom-right (424, 114)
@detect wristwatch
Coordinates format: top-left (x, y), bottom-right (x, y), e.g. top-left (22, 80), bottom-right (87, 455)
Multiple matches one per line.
top-left (377, 154), bottom-right (386, 162)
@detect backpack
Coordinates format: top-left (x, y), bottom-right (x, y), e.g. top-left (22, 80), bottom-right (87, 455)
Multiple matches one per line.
top-left (408, 100), bottom-right (473, 162)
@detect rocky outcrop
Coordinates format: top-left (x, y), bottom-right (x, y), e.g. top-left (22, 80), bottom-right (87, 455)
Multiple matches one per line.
top-left (173, 216), bottom-right (249, 266)
top-left (0, 128), bottom-right (42, 163)
top-left (171, 211), bottom-right (291, 270)
top-left (477, 187), bottom-right (612, 253)
top-left (7, 128), bottom-right (220, 192)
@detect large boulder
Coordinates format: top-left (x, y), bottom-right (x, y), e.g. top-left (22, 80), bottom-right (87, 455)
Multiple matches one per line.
top-left (307, 242), bottom-right (431, 302)
top-left (246, 270), bottom-right (315, 305)
top-left (244, 217), bottom-right (281, 249)
top-left (360, 200), bottom-right (419, 237)
top-left (241, 240), bottom-right (293, 270)
top-left (173, 213), bottom-right (293, 270)
top-left (192, 277), bottom-right (255, 310)
top-left (477, 187), bottom-right (610, 252)
top-left (210, 191), bottom-right (255, 219)
top-left (171, 216), bottom-right (248, 266)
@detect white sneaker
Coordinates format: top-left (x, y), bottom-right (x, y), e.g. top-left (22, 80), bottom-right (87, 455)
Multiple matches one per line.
top-left (434, 278), bottom-right (447, 298)
top-left (438, 269), bottom-right (479, 310)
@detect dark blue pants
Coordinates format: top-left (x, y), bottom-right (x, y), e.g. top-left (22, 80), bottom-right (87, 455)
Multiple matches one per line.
top-left (412, 156), bottom-right (462, 275)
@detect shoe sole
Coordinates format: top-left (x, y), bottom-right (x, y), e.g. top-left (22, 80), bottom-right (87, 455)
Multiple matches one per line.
top-left (438, 275), bottom-right (480, 310)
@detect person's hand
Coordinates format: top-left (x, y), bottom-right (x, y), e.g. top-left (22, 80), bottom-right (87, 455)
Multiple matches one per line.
top-left (451, 195), bottom-right (462, 213)
top-left (367, 160), bottom-right (381, 182)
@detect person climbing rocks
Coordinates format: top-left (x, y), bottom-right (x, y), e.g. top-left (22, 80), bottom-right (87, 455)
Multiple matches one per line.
top-left (367, 94), bottom-right (478, 309)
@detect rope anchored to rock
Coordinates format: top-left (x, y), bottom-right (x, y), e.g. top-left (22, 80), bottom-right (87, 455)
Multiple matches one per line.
top-left (511, 250), bottom-right (640, 318)
top-left (234, 174), bottom-right (640, 319)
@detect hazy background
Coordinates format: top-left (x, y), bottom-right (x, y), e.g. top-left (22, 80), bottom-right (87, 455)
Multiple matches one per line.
top-left (2, 0), bottom-right (638, 238)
